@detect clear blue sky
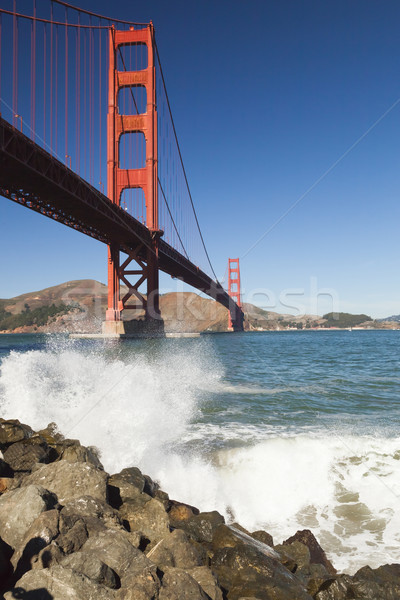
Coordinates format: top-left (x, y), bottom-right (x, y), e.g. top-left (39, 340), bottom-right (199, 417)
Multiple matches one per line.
top-left (1, 0), bottom-right (400, 317)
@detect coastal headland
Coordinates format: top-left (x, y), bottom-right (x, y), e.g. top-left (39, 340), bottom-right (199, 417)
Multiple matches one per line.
top-left (1, 280), bottom-right (399, 334)
top-left (1, 417), bottom-right (400, 599)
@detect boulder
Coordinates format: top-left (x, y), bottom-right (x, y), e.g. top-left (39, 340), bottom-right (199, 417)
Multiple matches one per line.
top-left (251, 529), bottom-right (274, 547)
top-left (168, 500), bottom-right (199, 522)
top-left (56, 517), bottom-right (88, 554)
top-left (0, 477), bottom-right (13, 494)
top-left (3, 439), bottom-right (50, 472)
top-left (61, 495), bottom-right (124, 531)
top-left (171, 511), bottom-right (225, 544)
top-left (4, 565), bottom-right (117, 600)
top-left (33, 540), bottom-right (65, 570)
top-left (211, 525), bottom-right (312, 600)
top-left (186, 566), bottom-right (223, 600)
top-left (0, 419), bottom-right (34, 449)
top-left (159, 567), bottom-right (210, 600)
top-left (11, 509), bottom-right (60, 578)
top-left (314, 575), bottom-right (354, 599)
top-left (62, 550), bottom-right (119, 588)
top-left (121, 496), bottom-right (170, 543)
top-left (21, 460), bottom-right (108, 504)
top-left (82, 529), bottom-right (153, 583)
top-left (108, 467), bottom-right (147, 509)
top-left (283, 530), bottom-right (336, 575)
top-left (146, 529), bottom-right (207, 569)
top-left (58, 440), bottom-right (103, 469)
top-left (0, 484), bottom-right (57, 549)
top-left (117, 570), bottom-right (161, 599)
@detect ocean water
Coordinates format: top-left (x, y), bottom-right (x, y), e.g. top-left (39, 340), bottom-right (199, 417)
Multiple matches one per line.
top-left (0, 330), bottom-right (400, 573)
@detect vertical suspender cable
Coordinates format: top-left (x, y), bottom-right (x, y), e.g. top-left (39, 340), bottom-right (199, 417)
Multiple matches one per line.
top-left (99, 19), bottom-right (102, 191)
top-left (12, 0), bottom-right (17, 127)
top-left (50, 3), bottom-right (53, 154)
top-left (65, 7), bottom-right (68, 164)
top-left (31, 0), bottom-right (36, 140)
top-left (43, 22), bottom-right (46, 146)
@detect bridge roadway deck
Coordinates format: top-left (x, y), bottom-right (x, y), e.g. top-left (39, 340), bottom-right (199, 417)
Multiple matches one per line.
top-left (0, 117), bottom-right (236, 313)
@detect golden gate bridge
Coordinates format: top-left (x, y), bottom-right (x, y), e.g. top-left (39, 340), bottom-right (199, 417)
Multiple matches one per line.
top-left (0, 0), bottom-right (244, 333)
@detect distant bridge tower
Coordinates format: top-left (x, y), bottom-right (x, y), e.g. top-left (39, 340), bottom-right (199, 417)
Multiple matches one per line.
top-left (104, 24), bottom-right (161, 334)
top-left (228, 258), bottom-right (244, 330)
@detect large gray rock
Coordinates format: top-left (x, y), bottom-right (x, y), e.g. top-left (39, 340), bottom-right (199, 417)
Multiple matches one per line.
top-left (159, 567), bottom-right (210, 600)
top-left (170, 510), bottom-right (225, 544)
top-left (62, 551), bottom-right (119, 588)
top-left (21, 460), bottom-right (108, 504)
top-left (0, 484), bottom-right (57, 549)
top-left (3, 439), bottom-right (50, 472)
top-left (0, 419), bottom-right (34, 449)
top-left (11, 509), bottom-right (60, 578)
top-left (4, 565), bottom-right (117, 600)
top-left (211, 525), bottom-right (312, 600)
top-left (121, 496), bottom-right (170, 543)
top-left (82, 529), bottom-right (153, 583)
top-left (58, 440), bottom-right (103, 469)
top-left (314, 564), bottom-right (400, 600)
top-left (186, 566), bottom-right (223, 600)
top-left (61, 495), bottom-right (124, 531)
top-left (283, 530), bottom-right (336, 575)
top-left (146, 529), bottom-right (206, 570)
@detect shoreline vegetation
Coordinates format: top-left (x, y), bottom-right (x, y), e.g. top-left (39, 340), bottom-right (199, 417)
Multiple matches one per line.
top-left (1, 279), bottom-right (399, 334)
top-left (1, 418), bottom-right (400, 599)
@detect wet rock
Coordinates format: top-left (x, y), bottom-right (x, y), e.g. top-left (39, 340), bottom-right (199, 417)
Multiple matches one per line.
top-left (275, 540), bottom-right (310, 573)
top-left (82, 528), bottom-right (152, 583)
top-left (146, 529), bottom-right (207, 569)
top-left (121, 496), bottom-right (170, 543)
top-left (3, 439), bottom-right (50, 472)
top-left (211, 525), bottom-right (312, 600)
top-left (37, 422), bottom-right (64, 445)
top-left (62, 550), bottom-right (119, 588)
top-left (314, 575), bottom-right (353, 599)
top-left (61, 495), bottom-right (124, 531)
top-left (0, 484), bottom-right (57, 549)
top-left (159, 567), bottom-right (210, 600)
top-left (11, 509), bottom-right (60, 578)
top-left (0, 419), bottom-right (34, 449)
top-left (21, 460), bottom-right (108, 503)
top-left (4, 565), bottom-right (117, 600)
top-left (251, 529), bottom-right (274, 547)
top-left (172, 510), bottom-right (225, 544)
top-left (283, 530), bottom-right (336, 575)
top-left (186, 566), bottom-right (223, 600)
top-left (349, 564), bottom-right (400, 599)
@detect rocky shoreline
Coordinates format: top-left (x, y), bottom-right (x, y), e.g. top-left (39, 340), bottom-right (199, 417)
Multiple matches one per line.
top-left (0, 419), bottom-right (399, 599)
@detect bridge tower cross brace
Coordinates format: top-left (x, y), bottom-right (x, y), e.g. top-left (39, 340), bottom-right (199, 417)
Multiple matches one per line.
top-left (105, 24), bottom-right (161, 327)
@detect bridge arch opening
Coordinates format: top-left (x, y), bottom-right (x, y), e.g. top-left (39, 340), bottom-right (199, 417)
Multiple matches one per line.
top-left (119, 132), bottom-right (146, 170)
top-left (117, 43), bottom-right (148, 71)
top-left (120, 188), bottom-right (147, 225)
top-left (118, 86), bottom-right (147, 115)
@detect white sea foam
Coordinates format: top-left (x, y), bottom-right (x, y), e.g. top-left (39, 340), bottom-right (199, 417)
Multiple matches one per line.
top-left (1, 343), bottom-right (400, 573)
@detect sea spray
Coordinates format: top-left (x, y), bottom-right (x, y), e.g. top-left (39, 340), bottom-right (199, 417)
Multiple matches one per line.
top-left (1, 336), bottom-right (400, 572)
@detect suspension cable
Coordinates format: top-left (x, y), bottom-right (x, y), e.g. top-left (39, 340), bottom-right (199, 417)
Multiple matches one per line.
top-left (153, 38), bottom-right (220, 283)
top-left (51, 0), bottom-right (148, 26)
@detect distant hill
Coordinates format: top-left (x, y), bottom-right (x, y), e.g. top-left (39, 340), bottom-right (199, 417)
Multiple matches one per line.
top-left (378, 315), bottom-right (400, 323)
top-left (322, 312), bottom-right (373, 328)
top-left (1, 280), bottom-right (399, 333)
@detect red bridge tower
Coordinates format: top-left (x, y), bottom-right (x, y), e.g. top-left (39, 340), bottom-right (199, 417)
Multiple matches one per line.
top-left (104, 24), bottom-right (161, 335)
top-left (228, 258), bottom-right (244, 330)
